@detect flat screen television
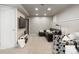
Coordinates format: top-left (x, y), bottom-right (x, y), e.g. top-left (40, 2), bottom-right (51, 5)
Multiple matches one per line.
top-left (18, 16), bottom-right (26, 29)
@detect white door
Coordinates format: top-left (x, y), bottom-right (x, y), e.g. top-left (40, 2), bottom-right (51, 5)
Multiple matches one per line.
top-left (0, 5), bottom-right (17, 49)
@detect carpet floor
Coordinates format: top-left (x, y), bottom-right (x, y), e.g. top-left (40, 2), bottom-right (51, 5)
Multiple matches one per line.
top-left (0, 34), bottom-right (53, 54)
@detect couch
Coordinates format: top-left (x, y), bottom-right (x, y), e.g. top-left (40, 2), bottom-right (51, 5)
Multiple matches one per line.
top-left (39, 28), bottom-right (62, 42)
top-left (74, 39), bottom-right (79, 51)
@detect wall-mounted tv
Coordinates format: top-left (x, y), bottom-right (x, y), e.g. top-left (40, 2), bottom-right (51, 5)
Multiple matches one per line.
top-left (18, 16), bottom-right (26, 29)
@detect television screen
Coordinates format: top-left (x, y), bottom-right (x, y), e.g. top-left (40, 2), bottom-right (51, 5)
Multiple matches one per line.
top-left (18, 16), bottom-right (26, 29)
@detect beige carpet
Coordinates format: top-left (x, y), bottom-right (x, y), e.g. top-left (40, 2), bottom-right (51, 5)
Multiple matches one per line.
top-left (0, 34), bottom-right (53, 54)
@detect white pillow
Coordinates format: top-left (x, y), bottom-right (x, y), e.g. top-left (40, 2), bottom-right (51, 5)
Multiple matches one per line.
top-left (46, 30), bottom-right (50, 33)
top-left (39, 30), bottom-right (43, 32)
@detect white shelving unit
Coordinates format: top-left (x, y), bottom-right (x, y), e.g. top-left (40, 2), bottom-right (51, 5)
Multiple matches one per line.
top-left (18, 34), bottom-right (28, 48)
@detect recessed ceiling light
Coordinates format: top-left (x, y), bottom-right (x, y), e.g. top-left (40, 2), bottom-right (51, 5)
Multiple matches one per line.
top-left (35, 8), bottom-right (38, 10)
top-left (47, 8), bottom-right (51, 11)
top-left (44, 13), bottom-right (47, 16)
top-left (36, 14), bottom-right (38, 16)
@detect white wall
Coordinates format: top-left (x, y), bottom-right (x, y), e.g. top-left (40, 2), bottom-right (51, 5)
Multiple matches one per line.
top-left (0, 5), bottom-right (17, 49)
top-left (17, 10), bottom-right (26, 39)
top-left (29, 17), bottom-right (53, 35)
top-left (53, 5), bottom-right (79, 35)
top-left (52, 16), bottom-right (58, 28)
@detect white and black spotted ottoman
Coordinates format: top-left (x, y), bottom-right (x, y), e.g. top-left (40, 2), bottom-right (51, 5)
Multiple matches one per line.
top-left (53, 35), bottom-right (65, 54)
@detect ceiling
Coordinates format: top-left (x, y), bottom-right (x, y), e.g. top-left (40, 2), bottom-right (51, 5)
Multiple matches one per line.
top-left (3, 4), bottom-right (30, 16)
top-left (22, 4), bottom-right (72, 17)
